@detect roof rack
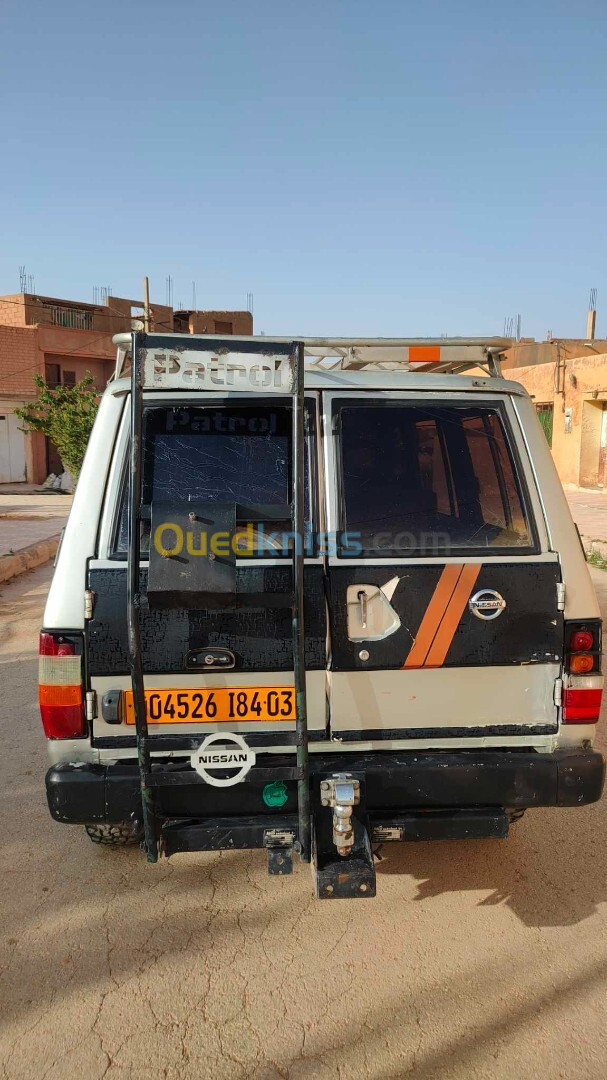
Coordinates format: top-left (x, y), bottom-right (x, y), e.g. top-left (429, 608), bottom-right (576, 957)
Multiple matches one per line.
top-left (294, 337), bottom-right (511, 377)
top-left (112, 333), bottom-right (513, 383)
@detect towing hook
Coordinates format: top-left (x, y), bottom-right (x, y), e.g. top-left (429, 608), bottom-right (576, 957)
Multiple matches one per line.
top-left (320, 775), bottom-right (361, 857)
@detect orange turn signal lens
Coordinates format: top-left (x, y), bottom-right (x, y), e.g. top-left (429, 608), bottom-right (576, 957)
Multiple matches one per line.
top-left (569, 653), bottom-right (594, 674)
top-left (39, 684), bottom-right (83, 707)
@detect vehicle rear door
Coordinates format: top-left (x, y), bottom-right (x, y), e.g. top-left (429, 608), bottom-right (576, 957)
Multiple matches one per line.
top-left (324, 391), bottom-right (562, 744)
top-left (87, 392), bottom-right (327, 750)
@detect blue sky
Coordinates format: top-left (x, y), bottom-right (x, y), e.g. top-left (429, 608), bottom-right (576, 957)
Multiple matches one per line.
top-left (1, 0), bottom-right (606, 339)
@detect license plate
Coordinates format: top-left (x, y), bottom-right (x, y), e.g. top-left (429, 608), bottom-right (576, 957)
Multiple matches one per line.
top-left (123, 687), bottom-right (296, 725)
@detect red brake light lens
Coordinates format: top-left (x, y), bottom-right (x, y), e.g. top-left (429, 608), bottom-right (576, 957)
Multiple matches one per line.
top-left (38, 632), bottom-right (85, 738)
top-left (570, 630), bottom-right (594, 652)
top-left (562, 688), bottom-right (603, 723)
top-left (40, 632), bottom-right (76, 656)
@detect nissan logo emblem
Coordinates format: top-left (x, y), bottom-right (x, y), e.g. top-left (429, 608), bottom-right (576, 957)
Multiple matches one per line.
top-left (468, 589), bottom-right (506, 621)
top-left (190, 732), bottom-right (256, 788)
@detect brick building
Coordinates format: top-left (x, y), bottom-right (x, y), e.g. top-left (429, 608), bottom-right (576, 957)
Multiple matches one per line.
top-left (0, 292), bottom-right (253, 484)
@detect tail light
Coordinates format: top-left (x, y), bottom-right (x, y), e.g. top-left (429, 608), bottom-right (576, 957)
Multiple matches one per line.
top-left (570, 630), bottom-right (594, 651)
top-left (570, 654), bottom-right (594, 674)
top-left (39, 632), bottom-right (86, 738)
top-left (564, 621), bottom-right (601, 676)
top-left (562, 688), bottom-right (603, 723)
top-left (563, 621), bottom-right (603, 724)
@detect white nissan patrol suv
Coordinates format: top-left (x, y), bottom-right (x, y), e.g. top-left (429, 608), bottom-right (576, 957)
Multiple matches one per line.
top-left (39, 334), bottom-right (604, 898)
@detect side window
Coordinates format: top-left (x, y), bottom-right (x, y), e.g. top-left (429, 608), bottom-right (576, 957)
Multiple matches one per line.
top-left (111, 402), bottom-right (316, 558)
top-left (337, 402), bottom-right (535, 556)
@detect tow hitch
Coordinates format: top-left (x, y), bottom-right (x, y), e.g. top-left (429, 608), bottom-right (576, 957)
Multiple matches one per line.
top-left (313, 774), bottom-right (376, 899)
top-left (320, 775), bottom-right (360, 855)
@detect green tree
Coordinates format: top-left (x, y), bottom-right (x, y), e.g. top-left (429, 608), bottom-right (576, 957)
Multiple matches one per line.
top-left (15, 373), bottom-right (99, 480)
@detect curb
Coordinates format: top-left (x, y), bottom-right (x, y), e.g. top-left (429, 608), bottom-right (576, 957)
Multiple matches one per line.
top-left (0, 534), bottom-right (60, 586)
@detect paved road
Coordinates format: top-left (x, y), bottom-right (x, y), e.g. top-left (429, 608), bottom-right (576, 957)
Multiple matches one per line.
top-left (1, 565), bottom-right (607, 1079)
top-left (566, 490), bottom-right (607, 545)
top-left (0, 494), bottom-right (70, 558)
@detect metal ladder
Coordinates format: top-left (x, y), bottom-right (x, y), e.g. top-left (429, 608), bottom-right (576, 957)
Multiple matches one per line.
top-left (125, 332), bottom-right (310, 864)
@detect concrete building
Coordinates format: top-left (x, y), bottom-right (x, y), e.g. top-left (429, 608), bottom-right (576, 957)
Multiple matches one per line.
top-left (0, 292), bottom-right (253, 484)
top-left (503, 339), bottom-right (607, 490)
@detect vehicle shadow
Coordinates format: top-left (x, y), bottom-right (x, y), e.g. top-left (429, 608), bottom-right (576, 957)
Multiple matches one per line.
top-left (375, 796), bottom-right (607, 927)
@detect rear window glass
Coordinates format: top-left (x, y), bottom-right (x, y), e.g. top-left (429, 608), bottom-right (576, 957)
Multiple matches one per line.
top-left (112, 403), bottom-right (314, 557)
top-left (337, 403), bottom-right (535, 556)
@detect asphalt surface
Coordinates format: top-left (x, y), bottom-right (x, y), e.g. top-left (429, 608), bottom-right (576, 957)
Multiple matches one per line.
top-left (0, 494), bottom-right (70, 558)
top-left (1, 563), bottom-right (607, 1079)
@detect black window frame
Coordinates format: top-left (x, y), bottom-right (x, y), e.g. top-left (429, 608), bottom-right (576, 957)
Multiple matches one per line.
top-left (332, 396), bottom-right (540, 559)
top-left (108, 396), bottom-right (319, 561)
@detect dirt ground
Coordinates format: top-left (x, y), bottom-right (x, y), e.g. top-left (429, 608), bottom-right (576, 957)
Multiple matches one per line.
top-left (1, 563), bottom-right (606, 1079)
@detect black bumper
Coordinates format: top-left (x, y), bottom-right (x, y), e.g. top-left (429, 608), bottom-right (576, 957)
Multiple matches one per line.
top-left (46, 748), bottom-right (605, 825)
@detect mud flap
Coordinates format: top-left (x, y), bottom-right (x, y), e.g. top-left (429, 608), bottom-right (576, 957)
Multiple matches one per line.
top-left (312, 812), bottom-right (376, 899)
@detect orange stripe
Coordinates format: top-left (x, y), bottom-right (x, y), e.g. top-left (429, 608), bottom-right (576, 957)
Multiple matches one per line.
top-left (424, 563), bottom-right (481, 668)
top-left (409, 345), bottom-right (441, 364)
top-left (403, 565), bottom-right (463, 668)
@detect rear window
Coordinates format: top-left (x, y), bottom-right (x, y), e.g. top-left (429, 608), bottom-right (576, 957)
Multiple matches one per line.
top-left (112, 402), bottom-right (315, 558)
top-left (337, 402), bottom-right (535, 556)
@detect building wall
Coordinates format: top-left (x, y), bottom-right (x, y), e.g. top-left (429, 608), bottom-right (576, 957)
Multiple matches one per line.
top-left (0, 295), bottom-right (30, 327)
top-left (0, 321), bottom-right (111, 484)
top-left (36, 325), bottom-right (115, 359)
top-left (187, 310), bottom-right (253, 335)
top-left (37, 326), bottom-right (116, 394)
top-left (94, 296), bottom-right (175, 336)
top-left (44, 354), bottom-right (114, 391)
top-left (0, 293), bottom-right (254, 338)
top-left (504, 339), bottom-right (607, 370)
top-left (507, 353), bottom-right (607, 487)
top-left (0, 324), bottom-right (43, 394)
top-left (0, 291), bottom-right (254, 484)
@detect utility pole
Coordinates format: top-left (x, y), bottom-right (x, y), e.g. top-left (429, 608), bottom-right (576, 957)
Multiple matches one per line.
top-left (143, 276), bottom-right (151, 332)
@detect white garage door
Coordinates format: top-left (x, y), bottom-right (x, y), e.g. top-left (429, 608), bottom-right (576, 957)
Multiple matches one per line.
top-left (0, 413), bottom-right (27, 483)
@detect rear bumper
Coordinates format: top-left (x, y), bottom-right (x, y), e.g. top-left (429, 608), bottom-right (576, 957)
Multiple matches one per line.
top-left (46, 747), bottom-right (605, 825)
